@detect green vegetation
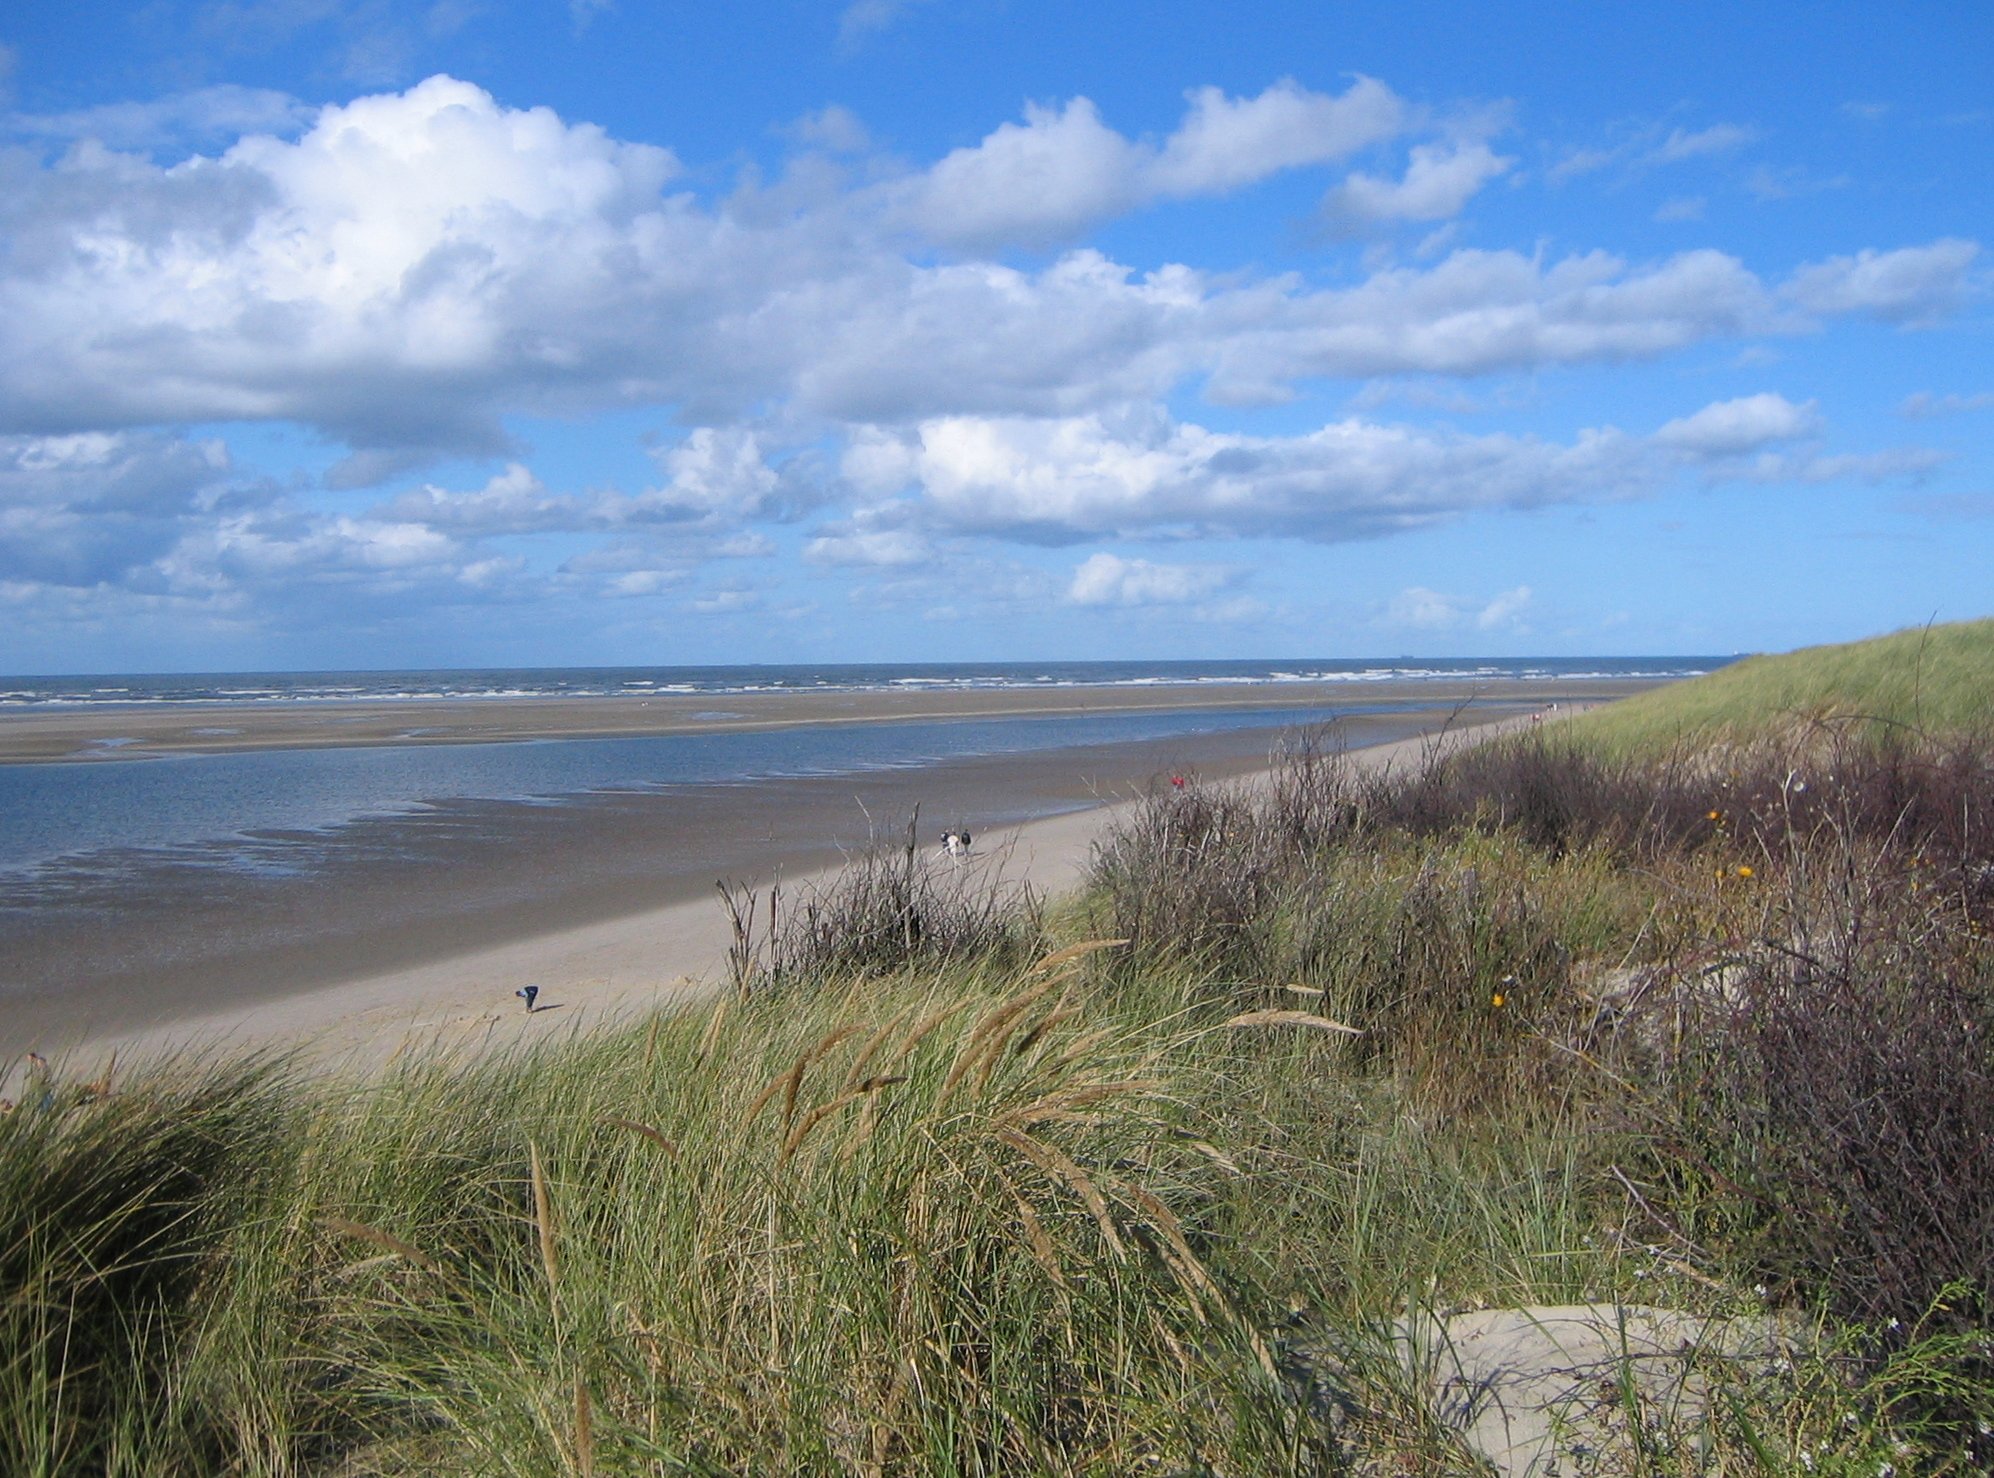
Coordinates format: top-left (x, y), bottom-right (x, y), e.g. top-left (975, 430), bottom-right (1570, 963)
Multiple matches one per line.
top-left (6, 639), bottom-right (1993, 1472)
top-left (1570, 617), bottom-right (1994, 755)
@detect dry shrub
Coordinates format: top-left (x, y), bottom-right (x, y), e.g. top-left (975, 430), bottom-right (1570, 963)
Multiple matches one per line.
top-left (1365, 720), bottom-right (1994, 879)
top-left (1671, 834), bottom-right (1994, 1336)
top-left (1377, 733), bottom-right (1648, 857)
top-left (1712, 970), bottom-right (1994, 1328)
top-left (1089, 774), bottom-right (1280, 979)
top-left (726, 810), bottom-right (1046, 990)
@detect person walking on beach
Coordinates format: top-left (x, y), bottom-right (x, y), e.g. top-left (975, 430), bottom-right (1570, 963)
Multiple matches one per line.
top-left (23, 1052), bottom-right (54, 1111)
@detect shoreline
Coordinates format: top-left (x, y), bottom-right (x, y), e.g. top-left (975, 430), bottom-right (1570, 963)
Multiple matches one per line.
top-left (1, 690), bottom-right (1625, 1080)
top-left (0, 675), bottom-right (1648, 764)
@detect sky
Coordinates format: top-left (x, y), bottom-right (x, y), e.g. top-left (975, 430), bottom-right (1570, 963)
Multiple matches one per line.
top-left (0, 2), bottom-right (1988, 672)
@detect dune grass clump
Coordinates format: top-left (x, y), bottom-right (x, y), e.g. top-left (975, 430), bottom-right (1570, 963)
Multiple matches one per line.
top-left (1090, 734), bottom-right (1658, 1110)
top-left (0, 1060), bottom-right (298, 1474)
top-left (308, 966), bottom-right (1315, 1473)
top-left (3, 959), bottom-right (1353, 1475)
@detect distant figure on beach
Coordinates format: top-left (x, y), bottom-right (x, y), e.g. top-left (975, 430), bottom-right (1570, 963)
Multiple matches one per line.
top-left (942, 829), bottom-right (972, 860)
top-left (24, 1052), bottom-right (54, 1111)
top-left (516, 984), bottom-right (540, 1013)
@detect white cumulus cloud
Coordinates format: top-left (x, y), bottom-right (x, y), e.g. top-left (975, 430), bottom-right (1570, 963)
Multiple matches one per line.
top-left (1386, 582), bottom-right (1532, 632)
top-left (1477, 584), bottom-right (1533, 629)
top-left (1654, 393), bottom-right (1820, 456)
top-left (1322, 139), bottom-right (1515, 230)
top-left (875, 406), bottom-right (1644, 543)
top-left (380, 463), bottom-right (587, 534)
top-left (846, 388), bottom-right (1936, 548)
top-left (805, 526), bottom-right (931, 567)
top-left (900, 78), bottom-right (1408, 252)
top-left (632, 428), bottom-right (782, 521)
top-left (1387, 586), bottom-right (1462, 629)
top-left (902, 98), bottom-right (1146, 252)
top-left (1783, 239), bottom-right (1981, 324)
top-left (0, 75), bottom-right (683, 458)
top-left (0, 431), bottom-right (230, 585)
top-left (1067, 552), bottom-right (1232, 606)
top-left (1148, 76), bottom-right (1406, 196)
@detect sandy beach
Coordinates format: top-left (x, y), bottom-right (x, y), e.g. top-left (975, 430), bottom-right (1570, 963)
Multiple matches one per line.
top-left (1, 681), bottom-right (1643, 1080)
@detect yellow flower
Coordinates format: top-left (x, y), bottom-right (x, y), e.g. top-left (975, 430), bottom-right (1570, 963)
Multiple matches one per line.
top-left (1707, 809), bottom-right (1722, 822)
top-left (1491, 992), bottom-right (1506, 1008)
top-left (1736, 865), bottom-right (1754, 879)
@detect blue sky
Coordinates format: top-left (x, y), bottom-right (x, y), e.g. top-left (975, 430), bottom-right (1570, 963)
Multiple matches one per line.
top-left (0, 1), bottom-right (1987, 672)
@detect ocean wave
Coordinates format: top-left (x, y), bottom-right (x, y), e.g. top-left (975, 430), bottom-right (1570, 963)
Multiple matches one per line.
top-left (0, 658), bottom-right (1722, 710)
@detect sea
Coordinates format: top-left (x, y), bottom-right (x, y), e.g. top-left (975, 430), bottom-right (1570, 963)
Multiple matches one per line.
top-left (0, 658), bottom-right (1718, 893)
top-left (0, 658), bottom-right (1716, 710)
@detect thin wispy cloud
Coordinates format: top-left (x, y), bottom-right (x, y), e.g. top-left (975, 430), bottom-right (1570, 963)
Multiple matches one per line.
top-left (569, 0), bottom-right (615, 34)
top-left (1901, 391), bottom-right (1994, 419)
top-left (6, 84), bottom-right (312, 152)
top-left (1549, 115), bottom-right (1759, 182)
top-left (837, 0), bottom-right (927, 51)
top-left (1649, 123), bottom-right (1758, 163)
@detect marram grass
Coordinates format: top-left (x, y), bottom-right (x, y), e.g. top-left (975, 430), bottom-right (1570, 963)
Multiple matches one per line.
top-left (1568, 615), bottom-right (1994, 756)
top-left (4, 964), bottom-right (1344, 1474)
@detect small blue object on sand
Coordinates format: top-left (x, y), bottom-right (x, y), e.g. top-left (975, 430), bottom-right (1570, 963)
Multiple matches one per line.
top-left (516, 985), bottom-right (540, 1013)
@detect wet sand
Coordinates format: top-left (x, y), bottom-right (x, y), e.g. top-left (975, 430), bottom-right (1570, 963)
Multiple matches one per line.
top-left (0, 683), bottom-right (1647, 1075)
top-left (0, 676), bottom-right (1632, 763)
